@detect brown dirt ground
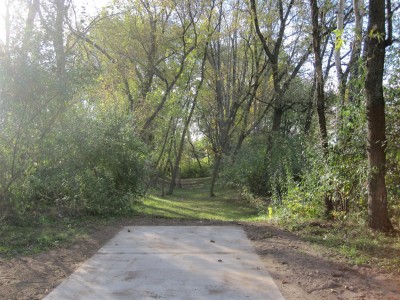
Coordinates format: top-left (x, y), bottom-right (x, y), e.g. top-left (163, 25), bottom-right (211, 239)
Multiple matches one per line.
top-left (1, 217), bottom-right (399, 300)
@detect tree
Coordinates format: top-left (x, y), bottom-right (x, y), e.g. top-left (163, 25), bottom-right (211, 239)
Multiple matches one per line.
top-left (250, 0), bottom-right (311, 135)
top-left (364, 0), bottom-right (394, 231)
top-left (0, 0), bottom-right (75, 221)
top-left (196, 0), bottom-right (267, 197)
top-left (334, 0), bottom-right (364, 105)
top-left (310, 0), bottom-right (328, 152)
top-left (309, 0), bottom-right (333, 215)
top-left (167, 1), bottom-right (213, 195)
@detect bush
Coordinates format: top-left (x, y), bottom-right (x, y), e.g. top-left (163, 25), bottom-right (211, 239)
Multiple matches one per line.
top-left (221, 134), bottom-right (305, 198)
top-left (10, 105), bottom-right (147, 219)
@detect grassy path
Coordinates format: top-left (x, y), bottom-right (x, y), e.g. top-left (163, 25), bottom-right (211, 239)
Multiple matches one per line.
top-left (136, 178), bottom-right (262, 221)
top-left (0, 178), bottom-right (260, 257)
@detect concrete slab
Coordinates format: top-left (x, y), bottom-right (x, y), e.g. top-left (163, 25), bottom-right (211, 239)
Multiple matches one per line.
top-left (44, 226), bottom-right (284, 300)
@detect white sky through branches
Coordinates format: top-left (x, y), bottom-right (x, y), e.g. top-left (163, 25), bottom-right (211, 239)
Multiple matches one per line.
top-left (0, 0), bottom-right (110, 45)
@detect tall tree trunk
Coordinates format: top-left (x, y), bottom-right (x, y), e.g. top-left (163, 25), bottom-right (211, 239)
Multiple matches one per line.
top-left (348, 0), bottom-right (364, 103)
top-left (310, 0), bottom-right (328, 152)
top-left (365, 0), bottom-right (393, 232)
top-left (168, 41), bottom-right (208, 195)
top-left (304, 77), bottom-right (315, 135)
top-left (271, 104), bottom-right (283, 133)
top-left (310, 0), bottom-right (332, 216)
top-left (210, 154), bottom-right (222, 197)
top-left (167, 100), bottom-right (196, 195)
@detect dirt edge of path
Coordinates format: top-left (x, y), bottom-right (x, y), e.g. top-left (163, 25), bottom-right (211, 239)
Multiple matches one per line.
top-left (0, 217), bottom-right (399, 300)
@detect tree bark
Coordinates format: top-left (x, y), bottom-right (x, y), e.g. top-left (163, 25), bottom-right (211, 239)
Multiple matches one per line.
top-left (348, 0), bottom-right (364, 103)
top-left (210, 154), bottom-right (222, 197)
top-left (304, 77), bottom-right (315, 135)
top-left (310, 0), bottom-right (332, 216)
top-left (364, 0), bottom-right (393, 232)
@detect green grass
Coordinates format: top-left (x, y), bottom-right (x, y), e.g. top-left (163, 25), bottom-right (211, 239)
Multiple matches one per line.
top-left (0, 215), bottom-right (115, 257)
top-left (135, 179), bottom-right (262, 222)
top-left (279, 218), bottom-right (400, 273)
top-left (0, 179), bottom-right (262, 258)
top-left (1, 220), bottom-right (82, 257)
top-left (2, 178), bottom-right (399, 275)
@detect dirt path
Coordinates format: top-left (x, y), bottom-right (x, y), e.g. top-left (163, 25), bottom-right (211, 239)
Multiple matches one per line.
top-left (1, 217), bottom-right (399, 300)
top-left (243, 222), bottom-right (400, 300)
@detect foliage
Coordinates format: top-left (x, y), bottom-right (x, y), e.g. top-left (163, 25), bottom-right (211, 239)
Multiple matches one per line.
top-left (385, 66), bottom-right (400, 229)
top-left (221, 133), bottom-right (306, 198)
top-left (11, 105), bottom-right (148, 218)
top-left (179, 138), bottom-right (211, 179)
top-left (0, 57), bottom-right (67, 222)
top-left (221, 103), bottom-right (372, 225)
top-left (180, 158), bottom-right (210, 179)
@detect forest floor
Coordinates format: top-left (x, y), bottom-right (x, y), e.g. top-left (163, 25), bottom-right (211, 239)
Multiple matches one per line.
top-left (1, 179), bottom-right (399, 300)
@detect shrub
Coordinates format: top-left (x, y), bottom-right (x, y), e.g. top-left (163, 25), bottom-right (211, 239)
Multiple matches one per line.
top-left (10, 105), bottom-right (147, 219)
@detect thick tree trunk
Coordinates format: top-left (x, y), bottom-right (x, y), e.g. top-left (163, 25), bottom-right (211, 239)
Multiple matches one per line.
top-left (271, 106), bottom-right (283, 133)
top-left (364, 0), bottom-right (393, 232)
top-left (309, 4), bottom-right (326, 137)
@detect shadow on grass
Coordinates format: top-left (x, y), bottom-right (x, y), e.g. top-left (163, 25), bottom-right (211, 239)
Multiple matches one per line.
top-left (286, 221), bottom-right (400, 272)
top-left (138, 182), bottom-right (260, 222)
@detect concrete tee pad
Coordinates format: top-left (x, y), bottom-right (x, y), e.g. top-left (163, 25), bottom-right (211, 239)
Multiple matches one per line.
top-left (45, 226), bottom-right (284, 299)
